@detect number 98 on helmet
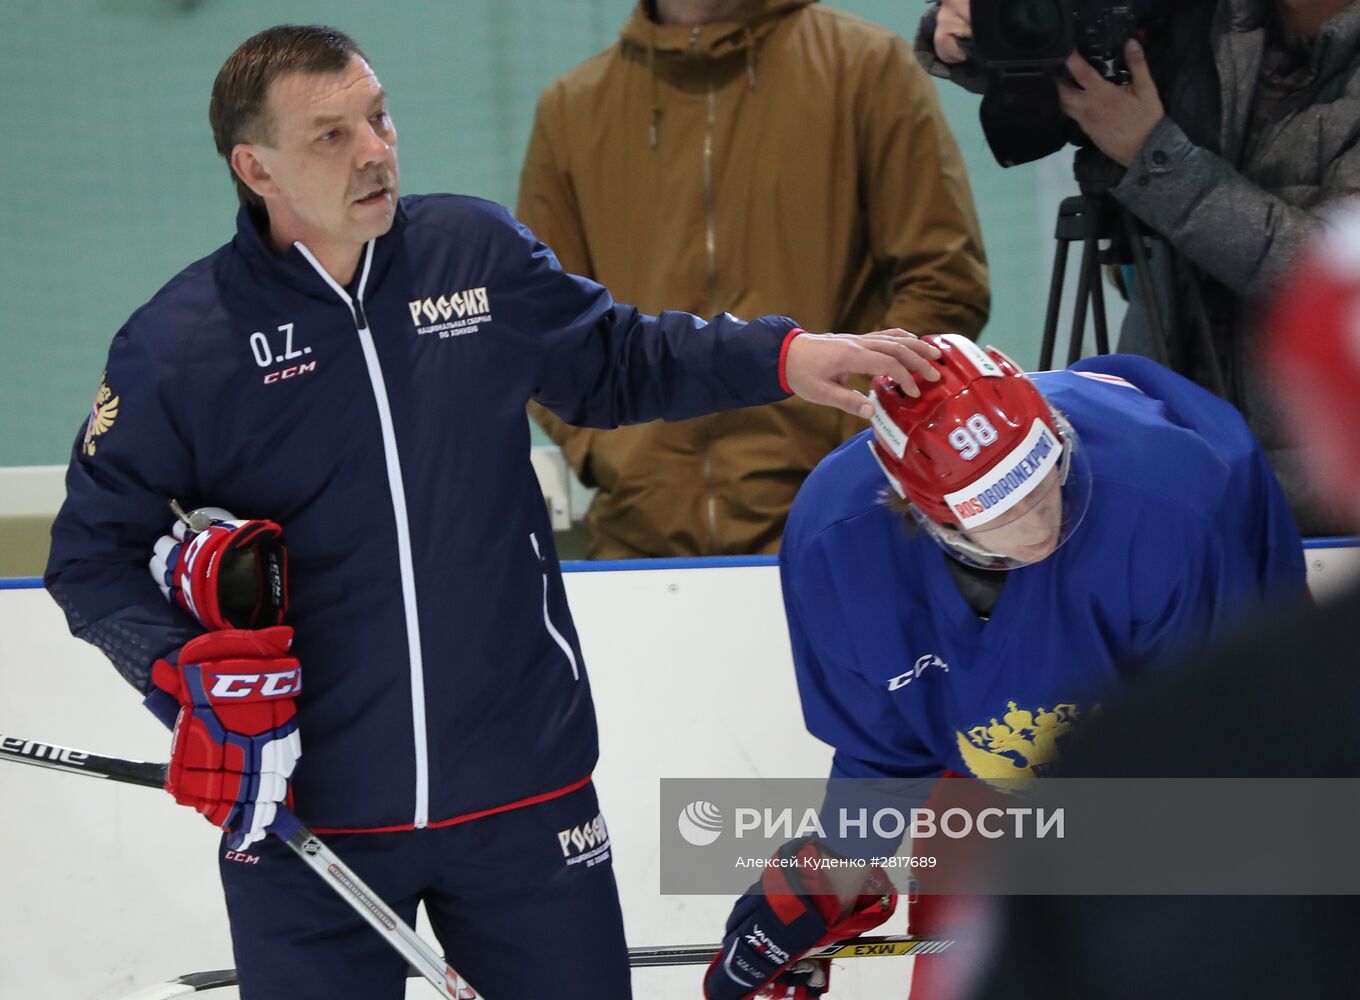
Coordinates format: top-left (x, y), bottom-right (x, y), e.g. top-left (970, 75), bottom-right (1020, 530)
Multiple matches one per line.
top-left (866, 334), bottom-right (1091, 570)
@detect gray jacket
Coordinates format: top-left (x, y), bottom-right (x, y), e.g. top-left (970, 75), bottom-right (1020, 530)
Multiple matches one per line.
top-left (917, 0), bottom-right (1360, 533)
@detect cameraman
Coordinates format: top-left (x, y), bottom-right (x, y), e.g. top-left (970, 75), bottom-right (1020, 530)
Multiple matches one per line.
top-left (917, 0), bottom-right (1360, 534)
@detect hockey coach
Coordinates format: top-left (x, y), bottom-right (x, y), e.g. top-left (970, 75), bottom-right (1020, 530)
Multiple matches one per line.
top-left (43, 24), bottom-right (943, 1000)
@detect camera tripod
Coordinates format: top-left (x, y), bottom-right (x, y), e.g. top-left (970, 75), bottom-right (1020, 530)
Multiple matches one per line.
top-left (1037, 147), bottom-right (1226, 398)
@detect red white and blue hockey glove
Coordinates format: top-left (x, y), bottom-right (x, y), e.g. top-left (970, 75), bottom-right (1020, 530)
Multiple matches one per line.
top-left (703, 839), bottom-right (897, 1000)
top-left (149, 507), bottom-right (287, 631)
top-left (150, 627), bottom-right (302, 850)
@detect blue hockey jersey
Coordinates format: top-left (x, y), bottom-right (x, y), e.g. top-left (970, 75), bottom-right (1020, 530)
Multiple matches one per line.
top-left (781, 356), bottom-right (1306, 808)
top-left (46, 195), bottom-right (798, 832)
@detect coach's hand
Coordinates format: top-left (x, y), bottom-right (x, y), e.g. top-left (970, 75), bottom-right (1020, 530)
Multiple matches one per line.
top-left (784, 330), bottom-right (942, 418)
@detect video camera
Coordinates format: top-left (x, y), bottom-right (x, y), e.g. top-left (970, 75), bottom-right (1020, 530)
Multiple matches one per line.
top-left (967, 0), bottom-right (1160, 166)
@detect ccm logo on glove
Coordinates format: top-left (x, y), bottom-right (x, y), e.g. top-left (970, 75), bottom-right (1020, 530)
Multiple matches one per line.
top-left (209, 669), bottom-right (302, 699)
top-left (146, 507), bottom-right (301, 851)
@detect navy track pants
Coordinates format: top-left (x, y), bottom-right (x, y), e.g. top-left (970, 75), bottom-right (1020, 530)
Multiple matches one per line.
top-left (219, 782), bottom-right (631, 999)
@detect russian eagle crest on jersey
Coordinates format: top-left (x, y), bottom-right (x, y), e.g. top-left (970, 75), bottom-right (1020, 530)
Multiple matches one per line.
top-left (955, 701), bottom-right (1090, 787)
top-left (83, 371), bottom-right (120, 457)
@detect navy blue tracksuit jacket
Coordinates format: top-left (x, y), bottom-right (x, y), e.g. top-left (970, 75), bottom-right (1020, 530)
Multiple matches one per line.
top-left (46, 194), bottom-right (798, 832)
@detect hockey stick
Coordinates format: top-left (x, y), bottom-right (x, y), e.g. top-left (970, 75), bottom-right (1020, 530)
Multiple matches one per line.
top-left (2, 736), bottom-right (955, 992)
top-left (631, 935), bottom-right (952, 966)
top-left (0, 734), bottom-right (476, 999)
top-left (120, 933), bottom-right (953, 997)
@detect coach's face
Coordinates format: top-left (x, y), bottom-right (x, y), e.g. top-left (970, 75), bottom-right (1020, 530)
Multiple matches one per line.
top-left (242, 56), bottom-right (400, 255)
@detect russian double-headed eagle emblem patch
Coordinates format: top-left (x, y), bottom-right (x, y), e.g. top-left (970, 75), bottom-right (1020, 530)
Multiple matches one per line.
top-left (83, 371), bottom-right (120, 457)
top-left (956, 701), bottom-right (1087, 787)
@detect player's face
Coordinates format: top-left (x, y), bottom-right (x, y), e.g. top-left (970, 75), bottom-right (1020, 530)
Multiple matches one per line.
top-left (962, 468), bottom-right (1065, 564)
top-left (247, 57), bottom-right (399, 253)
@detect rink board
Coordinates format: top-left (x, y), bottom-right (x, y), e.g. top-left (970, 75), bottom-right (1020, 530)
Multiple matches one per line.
top-left (1, 545), bottom-right (1357, 999)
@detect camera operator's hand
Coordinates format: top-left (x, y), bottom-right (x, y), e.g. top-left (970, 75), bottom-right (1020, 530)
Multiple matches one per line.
top-left (1057, 40), bottom-right (1165, 167)
top-left (933, 0), bottom-right (972, 64)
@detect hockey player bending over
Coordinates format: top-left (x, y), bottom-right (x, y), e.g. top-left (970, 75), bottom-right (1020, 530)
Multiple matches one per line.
top-left (704, 336), bottom-right (1308, 1000)
top-left (42, 23), bottom-right (944, 1000)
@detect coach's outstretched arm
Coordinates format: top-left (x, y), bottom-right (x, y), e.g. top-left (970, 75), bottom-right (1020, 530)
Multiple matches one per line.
top-left (487, 208), bottom-right (943, 425)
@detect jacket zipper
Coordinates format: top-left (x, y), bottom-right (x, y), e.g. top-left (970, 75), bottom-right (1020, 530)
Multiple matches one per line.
top-left (700, 61), bottom-right (719, 311)
top-left (695, 25), bottom-right (721, 553)
top-left (294, 240), bottom-right (432, 830)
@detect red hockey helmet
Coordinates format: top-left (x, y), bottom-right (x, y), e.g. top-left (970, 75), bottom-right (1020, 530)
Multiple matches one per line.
top-left (867, 334), bottom-right (1090, 568)
top-left (1267, 202), bottom-right (1360, 519)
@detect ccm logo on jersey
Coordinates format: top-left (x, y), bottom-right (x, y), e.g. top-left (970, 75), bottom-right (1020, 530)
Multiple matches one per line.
top-left (887, 654), bottom-right (950, 692)
top-left (209, 670), bottom-right (301, 699)
top-left (263, 361), bottom-right (317, 385)
top-left (557, 812), bottom-right (610, 865)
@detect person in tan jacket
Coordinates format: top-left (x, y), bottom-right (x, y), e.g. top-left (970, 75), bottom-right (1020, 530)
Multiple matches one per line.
top-left (518, 0), bottom-right (989, 559)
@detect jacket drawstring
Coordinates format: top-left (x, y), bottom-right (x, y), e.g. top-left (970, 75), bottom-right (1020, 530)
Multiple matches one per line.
top-left (646, 21), bottom-right (760, 144)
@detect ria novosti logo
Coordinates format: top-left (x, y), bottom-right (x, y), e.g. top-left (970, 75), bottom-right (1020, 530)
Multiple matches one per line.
top-left (678, 801), bottom-right (724, 846)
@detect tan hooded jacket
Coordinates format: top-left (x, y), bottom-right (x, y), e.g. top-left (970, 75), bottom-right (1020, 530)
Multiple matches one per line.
top-left (518, 0), bottom-right (988, 558)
